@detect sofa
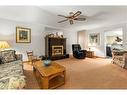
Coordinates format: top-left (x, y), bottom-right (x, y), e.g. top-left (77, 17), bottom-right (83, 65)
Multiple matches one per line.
top-left (0, 50), bottom-right (26, 89)
top-left (111, 50), bottom-right (127, 69)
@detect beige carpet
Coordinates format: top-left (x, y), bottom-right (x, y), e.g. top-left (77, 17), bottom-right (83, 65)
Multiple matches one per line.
top-left (23, 57), bottom-right (127, 89)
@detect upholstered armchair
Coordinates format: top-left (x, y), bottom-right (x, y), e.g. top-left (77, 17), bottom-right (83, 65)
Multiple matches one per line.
top-left (72, 44), bottom-right (87, 59)
top-left (111, 50), bottom-right (127, 69)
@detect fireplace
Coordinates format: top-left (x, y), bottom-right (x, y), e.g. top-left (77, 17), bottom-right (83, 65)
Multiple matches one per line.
top-left (45, 36), bottom-right (69, 60)
top-left (52, 45), bottom-right (63, 56)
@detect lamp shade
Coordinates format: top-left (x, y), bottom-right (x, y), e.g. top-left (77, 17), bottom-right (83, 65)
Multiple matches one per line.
top-left (0, 41), bottom-right (10, 49)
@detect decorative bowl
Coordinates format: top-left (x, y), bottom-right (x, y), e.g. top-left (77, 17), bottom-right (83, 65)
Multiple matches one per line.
top-left (43, 60), bottom-right (51, 66)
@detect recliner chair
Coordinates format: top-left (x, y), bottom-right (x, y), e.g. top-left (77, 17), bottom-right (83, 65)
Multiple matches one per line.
top-left (72, 44), bottom-right (87, 59)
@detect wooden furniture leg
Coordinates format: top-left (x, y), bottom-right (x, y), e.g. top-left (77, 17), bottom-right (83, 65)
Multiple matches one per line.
top-left (63, 71), bottom-right (66, 84)
top-left (43, 77), bottom-right (49, 89)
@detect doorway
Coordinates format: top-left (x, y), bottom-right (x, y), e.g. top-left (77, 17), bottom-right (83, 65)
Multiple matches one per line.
top-left (104, 28), bottom-right (123, 58)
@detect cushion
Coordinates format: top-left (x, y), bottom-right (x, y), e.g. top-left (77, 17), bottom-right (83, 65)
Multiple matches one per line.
top-left (0, 76), bottom-right (26, 89)
top-left (0, 57), bottom-right (4, 64)
top-left (0, 50), bottom-right (16, 63)
top-left (0, 77), bottom-right (9, 89)
top-left (8, 76), bottom-right (26, 89)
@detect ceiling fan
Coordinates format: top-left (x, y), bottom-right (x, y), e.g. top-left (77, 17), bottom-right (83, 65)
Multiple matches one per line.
top-left (58, 11), bottom-right (86, 25)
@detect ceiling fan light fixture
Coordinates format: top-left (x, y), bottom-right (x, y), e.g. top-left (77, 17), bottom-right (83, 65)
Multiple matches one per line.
top-left (69, 12), bottom-right (74, 15)
top-left (69, 20), bottom-right (73, 25)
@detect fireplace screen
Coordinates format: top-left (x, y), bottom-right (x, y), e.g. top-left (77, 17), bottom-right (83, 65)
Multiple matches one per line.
top-left (52, 45), bottom-right (63, 56)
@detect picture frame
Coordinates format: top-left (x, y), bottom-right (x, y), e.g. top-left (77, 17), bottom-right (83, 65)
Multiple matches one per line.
top-left (88, 33), bottom-right (100, 46)
top-left (16, 27), bottom-right (31, 43)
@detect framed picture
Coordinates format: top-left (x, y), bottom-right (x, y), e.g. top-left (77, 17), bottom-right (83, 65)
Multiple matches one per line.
top-left (16, 27), bottom-right (31, 43)
top-left (88, 33), bottom-right (100, 46)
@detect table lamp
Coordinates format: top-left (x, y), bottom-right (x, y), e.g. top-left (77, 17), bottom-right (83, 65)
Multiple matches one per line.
top-left (0, 41), bottom-right (10, 51)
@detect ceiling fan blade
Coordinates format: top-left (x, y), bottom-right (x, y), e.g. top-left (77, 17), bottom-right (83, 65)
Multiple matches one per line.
top-left (73, 11), bottom-right (82, 18)
top-left (78, 15), bottom-right (88, 18)
top-left (58, 19), bottom-right (68, 23)
top-left (69, 20), bottom-right (73, 25)
top-left (58, 14), bottom-right (68, 18)
top-left (74, 18), bottom-right (86, 21)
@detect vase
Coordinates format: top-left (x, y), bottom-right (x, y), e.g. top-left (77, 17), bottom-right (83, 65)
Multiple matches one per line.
top-left (43, 60), bottom-right (51, 66)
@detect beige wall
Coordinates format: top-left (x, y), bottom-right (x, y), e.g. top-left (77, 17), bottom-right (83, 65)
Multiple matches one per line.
top-left (77, 30), bottom-right (88, 50)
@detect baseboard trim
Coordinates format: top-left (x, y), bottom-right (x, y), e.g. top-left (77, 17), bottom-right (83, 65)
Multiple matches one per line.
top-left (94, 56), bottom-right (106, 59)
top-left (23, 61), bottom-right (29, 63)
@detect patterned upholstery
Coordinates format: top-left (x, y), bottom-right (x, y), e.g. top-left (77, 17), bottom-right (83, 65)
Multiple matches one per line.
top-left (0, 61), bottom-right (26, 89)
top-left (0, 50), bottom-right (16, 63)
top-left (8, 76), bottom-right (25, 89)
top-left (112, 50), bottom-right (127, 69)
top-left (0, 57), bottom-right (3, 64)
top-left (15, 54), bottom-right (22, 61)
top-left (0, 50), bottom-right (25, 89)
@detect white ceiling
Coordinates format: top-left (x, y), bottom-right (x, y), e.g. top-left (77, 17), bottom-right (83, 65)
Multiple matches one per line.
top-left (39, 6), bottom-right (125, 16)
top-left (0, 6), bottom-right (60, 27)
top-left (39, 6), bottom-right (127, 31)
top-left (0, 6), bottom-right (127, 31)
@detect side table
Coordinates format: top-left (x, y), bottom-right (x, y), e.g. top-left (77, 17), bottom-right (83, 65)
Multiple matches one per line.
top-left (86, 51), bottom-right (94, 58)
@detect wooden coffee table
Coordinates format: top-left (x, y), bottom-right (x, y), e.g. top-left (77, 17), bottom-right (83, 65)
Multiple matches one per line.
top-left (33, 61), bottom-right (66, 89)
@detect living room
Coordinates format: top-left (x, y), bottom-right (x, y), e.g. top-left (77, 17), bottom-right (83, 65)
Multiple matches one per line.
top-left (1, 5), bottom-right (127, 90)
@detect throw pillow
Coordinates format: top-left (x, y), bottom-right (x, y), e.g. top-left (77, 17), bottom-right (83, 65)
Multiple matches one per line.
top-left (0, 50), bottom-right (16, 63)
top-left (0, 57), bottom-right (1, 64)
top-left (0, 57), bottom-right (4, 64)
